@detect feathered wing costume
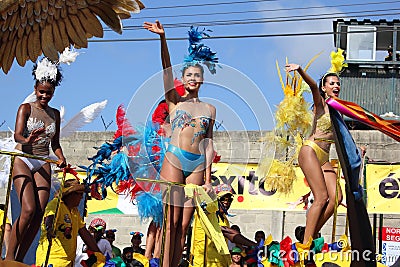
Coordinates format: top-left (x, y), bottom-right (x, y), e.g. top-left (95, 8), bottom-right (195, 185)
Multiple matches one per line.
top-left (0, 0), bottom-right (144, 73)
top-left (258, 55), bottom-right (320, 194)
top-left (60, 100), bottom-right (108, 138)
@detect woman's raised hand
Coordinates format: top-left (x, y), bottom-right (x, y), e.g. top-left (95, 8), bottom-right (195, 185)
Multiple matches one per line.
top-left (26, 127), bottom-right (45, 144)
top-left (143, 20), bottom-right (165, 35)
top-left (285, 63), bottom-right (301, 73)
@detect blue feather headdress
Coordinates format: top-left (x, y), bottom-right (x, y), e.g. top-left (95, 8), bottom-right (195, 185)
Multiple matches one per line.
top-left (183, 26), bottom-right (219, 74)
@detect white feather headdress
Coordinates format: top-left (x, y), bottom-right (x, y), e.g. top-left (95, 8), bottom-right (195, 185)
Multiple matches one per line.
top-left (34, 47), bottom-right (79, 82)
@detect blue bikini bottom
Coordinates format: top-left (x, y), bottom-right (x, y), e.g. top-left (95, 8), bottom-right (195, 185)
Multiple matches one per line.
top-left (166, 144), bottom-right (205, 178)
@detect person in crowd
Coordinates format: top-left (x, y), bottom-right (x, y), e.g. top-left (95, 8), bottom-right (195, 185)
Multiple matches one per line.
top-left (385, 45), bottom-right (400, 61)
top-left (285, 63), bottom-right (343, 244)
top-left (0, 203), bottom-right (12, 257)
top-left (106, 229), bottom-right (122, 258)
top-left (227, 225), bottom-right (242, 251)
top-left (254, 230), bottom-right (265, 245)
top-left (130, 232), bottom-right (145, 255)
top-left (191, 184), bottom-right (258, 267)
top-left (230, 247), bottom-right (248, 267)
top-left (243, 229), bottom-right (266, 266)
top-left (6, 57), bottom-right (67, 262)
top-left (122, 246), bottom-right (149, 267)
top-left (35, 179), bottom-right (101, 266)
top-left (144, 20), bottom-right (217, 267)
top-left (89, 217), bottom-right (113, 258)
top-left (145, 221), bottom-right (162, 260)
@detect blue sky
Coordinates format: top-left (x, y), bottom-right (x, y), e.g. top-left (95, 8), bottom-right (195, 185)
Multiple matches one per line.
top-left (0, 0), bottom-right (398, 133)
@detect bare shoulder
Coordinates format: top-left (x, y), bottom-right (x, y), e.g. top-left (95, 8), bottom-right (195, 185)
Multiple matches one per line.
top-left (204, 102), bottom-right (216, 118)
top-left (19, 103), bottom-right (30, 110)
top-left (205, 102), bottom-right (216, 112)
top-left (17, 103), bottom-right (31, 115)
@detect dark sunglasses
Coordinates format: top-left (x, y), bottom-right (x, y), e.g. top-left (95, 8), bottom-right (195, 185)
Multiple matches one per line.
top-left (220, 196), bottom-right (233, 203)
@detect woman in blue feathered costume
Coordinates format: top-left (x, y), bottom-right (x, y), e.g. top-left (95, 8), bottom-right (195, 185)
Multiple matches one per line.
top-left (144, 20), bottom-right (218, 267)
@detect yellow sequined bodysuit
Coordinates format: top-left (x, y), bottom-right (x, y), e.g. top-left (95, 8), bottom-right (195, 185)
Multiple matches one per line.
top-left (303, 108), bottom-right (334, 166)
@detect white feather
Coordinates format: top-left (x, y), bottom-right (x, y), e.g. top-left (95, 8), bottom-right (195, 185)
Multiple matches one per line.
top-left (0, 131), bottom-right (16, 188)
top-left (58, 47), bottom-right (79, 65)
top-left (60, 100), bottom-right (108, 138)
top-left (22, 91), bottom-right (36, 103)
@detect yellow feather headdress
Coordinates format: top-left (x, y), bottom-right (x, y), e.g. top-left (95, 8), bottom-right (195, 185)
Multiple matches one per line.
top-left (325, 48), bottom-right (348, 77)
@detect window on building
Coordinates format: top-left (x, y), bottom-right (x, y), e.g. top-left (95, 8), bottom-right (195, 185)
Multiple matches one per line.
top-left (347, 26), bottom-right (377, 61)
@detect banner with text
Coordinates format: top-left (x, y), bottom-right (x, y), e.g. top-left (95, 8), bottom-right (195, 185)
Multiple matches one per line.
top-left (365, 164), bottom-right (400, 214)
top-left (381, 227), bottom-right (400, 265)
top-left (211, 162), bottom-right (347, 212)
top-left (66, 162), bottom-right (400, 214)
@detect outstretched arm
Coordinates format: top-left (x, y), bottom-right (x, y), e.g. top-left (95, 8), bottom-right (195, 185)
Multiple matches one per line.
top-left (221, 226), bottom-right (257, 247)
top-left (285, 64), bottom-right (323, 108)
top-left (143, 20), bottom-right (179, 105)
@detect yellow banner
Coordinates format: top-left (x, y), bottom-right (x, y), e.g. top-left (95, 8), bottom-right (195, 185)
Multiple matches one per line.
top-left (60, 163), bottom-right (400, 214)
top-left (212, 162), bottom-right (400, 214)
top-left (365, 164), bottom-right (400, 214)
top-left (211, 162), bottom-right (348, 213)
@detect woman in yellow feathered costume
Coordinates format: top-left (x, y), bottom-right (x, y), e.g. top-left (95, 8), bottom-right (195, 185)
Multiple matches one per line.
top-left (285, 50), bottom-right (346, 245)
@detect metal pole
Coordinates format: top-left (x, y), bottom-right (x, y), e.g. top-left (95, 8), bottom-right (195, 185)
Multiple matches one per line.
top-left (0, 150), bottom-right (59, 164)
top-left (159, 184), bottom-right (171, 267)
top-left (44, 167), bottom-right (68, 267)
top-left (373, 214), bottom-right (377, 253)
top-left (331, 160), bottom-right (341, 243)
top-left (0, 155), bottom-right (15, 254)
top-left (378, 214), bottom-right (383, 255)
top-left (281, 211), bottom-right (286, 241)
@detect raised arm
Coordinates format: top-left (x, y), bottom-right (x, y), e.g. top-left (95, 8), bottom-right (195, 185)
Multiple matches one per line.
top-left (143, 20), bottom-right (180, 105)
top-left (285, 64), bottom-right (323, 108)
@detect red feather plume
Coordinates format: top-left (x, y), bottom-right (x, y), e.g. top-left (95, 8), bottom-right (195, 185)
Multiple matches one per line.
top-left (113, 104), bottom-right (135, 139)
